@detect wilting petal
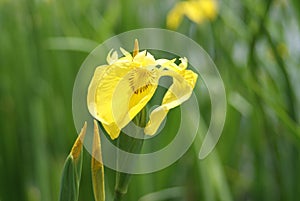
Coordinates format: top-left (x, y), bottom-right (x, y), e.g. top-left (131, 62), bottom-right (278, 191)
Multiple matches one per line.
top-left (145, 69), bottom-right (198, 135)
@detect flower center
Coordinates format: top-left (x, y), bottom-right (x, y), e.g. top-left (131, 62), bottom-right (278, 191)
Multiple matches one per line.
top-left (128, 67), bottom-right (157, 95)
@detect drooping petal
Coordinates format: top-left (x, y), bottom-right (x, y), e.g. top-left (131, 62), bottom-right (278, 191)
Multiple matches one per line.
top-left (88, 61), bottom-right (160, 139)
top-left (144, 69), bottom-right (198, 135)
top-left (156, 57), bottom-right (188, 72)
top-left (87, 65), bottom-right (110, 120)
top-left (87, 62), bottom-right (134, 139)
top-left (111, 67), bottom-right (159, 130)
top-left (102, 122), bottom-right (120, 140)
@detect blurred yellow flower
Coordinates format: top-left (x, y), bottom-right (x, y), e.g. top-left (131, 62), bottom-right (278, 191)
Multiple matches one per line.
top-left (167, 0), bottom-right (218, 29)
top-left (87, 40), bottom-right (198, 139)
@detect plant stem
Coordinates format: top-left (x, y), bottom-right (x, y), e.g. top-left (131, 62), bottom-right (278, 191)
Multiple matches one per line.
top-left (113, 107), bottom-right (147, 201)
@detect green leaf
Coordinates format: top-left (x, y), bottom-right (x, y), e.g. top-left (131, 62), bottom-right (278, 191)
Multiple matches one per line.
top-left (59, 156), bottom-right (79, 201)
top-left (92, 120), bottom-right (105, 201)
top-left (59, 122), bottom-right (87, 201)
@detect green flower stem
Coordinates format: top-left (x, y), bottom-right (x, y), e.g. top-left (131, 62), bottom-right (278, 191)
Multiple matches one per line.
top-left (113, 107), bottom-right (147, 201)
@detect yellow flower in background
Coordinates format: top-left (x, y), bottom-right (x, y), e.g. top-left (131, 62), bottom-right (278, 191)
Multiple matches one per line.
top-left (167, 0), bottom-right (218, 29)
top-left (87, 40), bottom-right (198, 140)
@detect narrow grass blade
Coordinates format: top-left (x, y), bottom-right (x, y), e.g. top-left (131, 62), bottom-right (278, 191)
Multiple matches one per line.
top-left (138, 187), bottom-right (184, 201)
top-left (91, 120), bottom-right (105, 201)
top-left (59, 122), bottom-right (87, 201)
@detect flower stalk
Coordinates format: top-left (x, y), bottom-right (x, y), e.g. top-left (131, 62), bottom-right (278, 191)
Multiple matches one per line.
top-left (113, 107), bottom-right (147, 201)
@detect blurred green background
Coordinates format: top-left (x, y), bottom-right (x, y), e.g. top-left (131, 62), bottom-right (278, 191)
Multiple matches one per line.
top-left (1, 0), bottom-right (300, 200)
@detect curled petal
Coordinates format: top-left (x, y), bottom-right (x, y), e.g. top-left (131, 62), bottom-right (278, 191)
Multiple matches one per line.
top-left (179, 57), bottom-right (188, 70)
top-left (156, 59), bottom-right (178, 71)
top-left (106, 49), bottom-right (119, 65)
top-left (120, 48), bottom-right (133, 61)
top-left (145, 69), bottom-right (198, 135)
top-left (156, 57), bottom-right (187, 72)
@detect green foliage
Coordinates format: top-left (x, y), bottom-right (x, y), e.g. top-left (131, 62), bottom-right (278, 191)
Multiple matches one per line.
top-left (91, 121), bottom-right (105, 201)
top-left (59, 155), bottom-right (82, 201)
top-left (59, 123), bottom-right (86, 201)
top-left (0, 0), bottom-right (300, 201)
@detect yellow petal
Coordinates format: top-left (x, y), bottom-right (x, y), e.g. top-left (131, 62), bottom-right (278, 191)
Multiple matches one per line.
top-left (184, 1), bottom-right (205, 24)
top-left (145, 69), bottom-right (198, 135)
top-left (111, 67), bottom-right (159, 130)
top-left (133, 51), bottom-right (156, 67)
top-left (119, 48), bottom-right (133, 61)
top-left (167, 0), bottom-right (218, 29)
top-left (106, 49), bottom-right (118, 65)
top-left (102, 122), bottom-right (120, 140)
top-left (184, 0), bottom-right (218, 23)
top-left (88, 60), bottom-right (159, 139)
top-left (87, 63), bottom-right (133, 139)
top-left (156, 57), bottom-right (187, 72)
top-left (166, 2), bottom-right (185, 29)
top-left (199, 0), bottom-right (218, 20)
top-left (87, 65), bottom-right (110, 120)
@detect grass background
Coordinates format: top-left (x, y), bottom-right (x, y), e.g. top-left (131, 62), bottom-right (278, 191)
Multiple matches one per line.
top-left (1, 0), bottom-right (300, 200)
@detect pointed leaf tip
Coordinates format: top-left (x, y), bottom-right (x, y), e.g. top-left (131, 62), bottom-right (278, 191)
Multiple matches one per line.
top-left (71, 121), bottom-right (87, 161)
top-left (133, 39), bottom-right (139, 57)
top-left (59, 122), bottom-right (87, 201)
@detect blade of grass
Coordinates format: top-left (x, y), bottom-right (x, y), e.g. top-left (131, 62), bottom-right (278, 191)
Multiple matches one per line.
top-left (138, 186), bottom-right (184, 201)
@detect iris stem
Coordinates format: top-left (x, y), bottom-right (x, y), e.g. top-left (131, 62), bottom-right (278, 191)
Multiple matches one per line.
top-left (113, 107), bottom-right (147, 201)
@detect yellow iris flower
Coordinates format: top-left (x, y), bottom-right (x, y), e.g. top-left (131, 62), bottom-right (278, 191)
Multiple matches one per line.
top-left (167, 0), bottom-right (218, 29)
top-left (87, 40), bottom-right (198, 140)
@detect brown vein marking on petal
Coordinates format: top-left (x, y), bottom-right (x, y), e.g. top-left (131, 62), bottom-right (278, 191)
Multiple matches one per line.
top-left (128, 68), bottom-right (156, 95)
